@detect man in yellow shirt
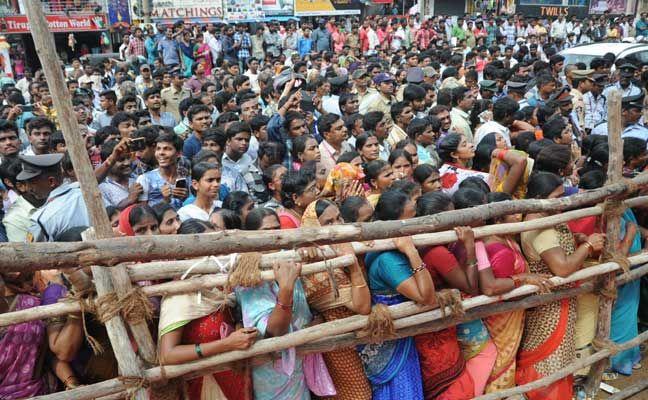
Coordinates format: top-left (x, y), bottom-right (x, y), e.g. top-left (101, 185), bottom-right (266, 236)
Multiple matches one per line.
top-left (359, 73), bottom-right (395, 123)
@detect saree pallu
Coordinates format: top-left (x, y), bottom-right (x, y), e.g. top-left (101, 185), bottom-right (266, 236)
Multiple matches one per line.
top-left (489, 151), bottom-right (533, 200)
top-left (358, 293), bottom-right (423, 400)
top-left (610, 210), bottom-right (643, 375)
top-left (484, 241), bottom-right (526, 392)
top-left (516, 224), bottom-right (577, 400)
top-left (456, 319), bottom-right (497, 395)
top-left (415, 326), bottom-right (474, 400)
top-left (0, 295), bottom-right (47, 399)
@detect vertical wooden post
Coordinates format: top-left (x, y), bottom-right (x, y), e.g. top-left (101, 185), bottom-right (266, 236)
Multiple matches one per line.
top-left (584, 89), bottom-right (623, 395)
top-left (23, 1), bottom-right (156, 397)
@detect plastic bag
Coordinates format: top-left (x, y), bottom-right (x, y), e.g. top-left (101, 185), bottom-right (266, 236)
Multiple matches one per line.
top-left (303, 353), bottom-right (336, 397)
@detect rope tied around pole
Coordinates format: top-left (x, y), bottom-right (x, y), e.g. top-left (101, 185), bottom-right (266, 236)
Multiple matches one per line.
top-left (360, 304), bottom-right (396, 344)
top-left (226, 252), bottom-right (262, 289)
top-left (65, 288), bottom-right (104, 355)
top-left (118, 375), bottom-right (150, 400)
top-left (94, 288), bottom-right (154, 325)
top-left (591, 337), bottom-right (623, 355)
top-left (436, 289), bottom-right (465, 319)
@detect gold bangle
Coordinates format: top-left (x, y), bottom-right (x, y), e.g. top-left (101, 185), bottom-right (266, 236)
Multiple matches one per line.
top-left (67, 314), bottom-right (81, 320)
top-left (583, 241), bottom-right (594, 256)
top-left (352, 282), bottom-right (367, 289)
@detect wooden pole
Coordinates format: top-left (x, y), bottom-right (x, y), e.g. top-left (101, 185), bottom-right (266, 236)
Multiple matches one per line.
top-left (585, 89), bottom-right (624, 396)
top-left (606, 381), bottom-right (648, 400)
top-left (23, 1), bottom-right (155, 394)
top-left (0, 175), bottom-right (647, 272)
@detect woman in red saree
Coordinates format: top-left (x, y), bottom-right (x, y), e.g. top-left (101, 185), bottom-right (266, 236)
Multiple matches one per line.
top-left (414, 191), bottom-right (476, 400)
top-left (480, 192), bottom-right (552, 393)
top-left (157, 220), bottom-right (255, 399)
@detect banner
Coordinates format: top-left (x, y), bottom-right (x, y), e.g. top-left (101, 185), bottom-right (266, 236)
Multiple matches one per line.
top-left (263, 0), bottom-right (294, 16)
top-left (225, 0), bottom-right (265, 21)
top-left (0, 15), bottom-right (107, 33)
top-left (151, 0), bottom-right (224, 22)
top-left (295, 0), bottom-right (361, 16)
top-left (589, 0), bottom-right (627, 14)
top-left (107, 0), bottom-right (131, 27)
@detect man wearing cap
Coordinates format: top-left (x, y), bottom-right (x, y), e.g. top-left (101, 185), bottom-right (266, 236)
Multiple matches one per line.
top-left (4, 155), bottom-right (59, 242)
top-left (549, 86), bottom-right (583, 138)
top-left (135, 64), bottom-right (154, 95)
top-left (359, 73), bottom-right (395, 123)
top-left (16, 154), bottom-right (88, 242)
top-left (584, 73), bottom-right (608, 132)
top-left (592, 93), bottom-right (648, 142)
top-left (604, 62), bottom-right (642, 99)
top-left (351, 69), bottom-right (375, 105)
top-left (161, 71), bottom-right (191, 122)
top-left (478, 80), bottom-right (498, 101)
top-left (506, 79), bottom-right (530, 108)
top-left (570, 70), bottom-right (595, 130)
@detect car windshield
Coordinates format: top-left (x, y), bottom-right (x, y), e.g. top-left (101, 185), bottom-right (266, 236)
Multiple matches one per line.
top-left (562, 54), bottom-right (599, 67)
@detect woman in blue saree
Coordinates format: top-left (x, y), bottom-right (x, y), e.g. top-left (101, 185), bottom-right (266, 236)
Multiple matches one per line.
top-left (360, 190), bottom-right (437, 400)
top-left (610, 209), bottom-right (642, 375)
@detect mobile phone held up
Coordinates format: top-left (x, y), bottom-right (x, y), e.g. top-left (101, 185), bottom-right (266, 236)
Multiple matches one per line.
top-left (174, 178), bottom-right (188, 198)
top-left (127, 137), bottom-right (146, 152)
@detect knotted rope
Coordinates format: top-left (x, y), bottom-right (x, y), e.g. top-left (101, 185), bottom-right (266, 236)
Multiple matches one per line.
top-left (66, 288), bottom-right (104, 355)
top-left (436, 289), bottom-right (465, 319)
top-left (360, 303), bottom-right (396, 344)
top-left (591, 337), bottom-right (623, 355)
top-left (226, 252), bottom-right (263, 289)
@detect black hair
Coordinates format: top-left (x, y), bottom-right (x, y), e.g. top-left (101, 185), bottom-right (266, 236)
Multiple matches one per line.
top-left (54, 226), bottom-right (89, 242)
top-left (213, 91), bottom-right (234, 112)
top-left (225, 121), bottom-right (252, 140)
top-left (526, 171), bottom-right (563, 199)
top-left (413, 164), bottom-right (439, 185)
top-left (416, 191), bottom-right (452, 216)
top-left (527, 138), bottom-right (554, 159)
top-left (94, 126), bottom-right (120, 147)
top-left (374, 189), bottom-right (410, 221)
top-left (403, 84), bottom-right (426, 103)
top-left (99, 89), bottom-right (117, 104)
top-left (152, 202), bottom-right (176, 225)
top-left (355, 133), bottom-right (377, 152)
top-left (315, 198), bottom-right (337, 218)
top-left (317, 113), bottom-right (341, 137)
top-left (245, 207), bottom-right (280, 230)
top-left (492, 97), bottom-right (519, 122)
top-left (27, 117), bottom-right (56, 135)
top-left (536, 104), bottom-right (558, 127)
top-left (0, 157), bottom-right (21, 187)
top-left (284, 110), bottom-right (306, 132)
top-left (106, 205), bottom-right (120, 221)
top-left (364, 159), bottom-right (390, 185)
top-left (110, 112), bottom-right (137, 129)
top-left (250, 114), bottom-right (270, 132)
top-left (407, 117), bottom-right (433, 140)
top-left (329, 144), bottom-right (357, 162)
top-left (623, 137), bottom-right (647, 164)
top-left (580, 142), bottom-right (608, 175)
top-left (187, 104), bottom-right (212, 122)
top-left (579, 170), bottom-right (606, 190)
top-left (474, 132), bottom-right (497, 172)
top-left (437, 133), bottom-right (463, 163)
top-left (129, 204), bottom-right (157, 227)
top-left (542, 116), bottom-right (567, 142)
top-left (280, 171), bottom-right (313, 209)
top-left (340, 196), bottom-right (371, 223)
top-left (388, 148), bottom-right (413, 166)
top-left (262, 164), bottom-right (285, 191)
top-left (132, 126), bottom-right (158, 147)
top-left (362, 111), bottom-right (384, 131)
top-left (211, 208), bottom-right (242, 229)
top-left (534, 144), bottom-right (571, 175)
top-left (222, 191), bottom-right (253, 215)
top-left (191, 161), bottom-right (220, 181)
top-left (0, 119), bottom-right (19, 136)
top-left (452, 187), bottom-right (486, 210)
top-left (156, 132), bottom-right (183, 151)
top-left (390, 179), bottom-right (421, 197)
top-left (458, 176), bottom-right (491, 195)
top-left (514, 131), bottom-right (536, 154)
top-left (117, 95), bottom-right (138, 111)
top-left (292, 134), bottom-right (317, 161)
top-left (178, 219), bottom-right (215, 234)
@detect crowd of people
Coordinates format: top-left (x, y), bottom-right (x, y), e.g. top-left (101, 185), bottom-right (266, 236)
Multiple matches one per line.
top-left (1, 9), bottom-right (648, 400)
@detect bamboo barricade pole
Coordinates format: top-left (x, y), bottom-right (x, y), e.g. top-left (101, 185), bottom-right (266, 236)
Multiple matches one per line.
top-left (23, 3), bottom-right (155, 396)
top-left (585, 89), bottom-right (623, 395)
top-left (31, 255), bottom-right (648, 400)
top-left (4, 194), bottom-right (648, 328)
top-left (607, 381), bottom-right (648, 400)
top-left (1, 173), bottom-right (648, 272)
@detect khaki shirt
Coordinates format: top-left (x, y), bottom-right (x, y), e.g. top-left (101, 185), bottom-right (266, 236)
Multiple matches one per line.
top-left (4, 196), bottom-right (37, 242)
top-left (571, 88), bottom-right (585, 128)
top-left (359, 92), bottom-right (394, 123)
top-left (161, 86), bottom-right (191, 121)
top-left (450, 107), bottom-right (473, 143)
top-left (386, 124), bottom-right (408, 148)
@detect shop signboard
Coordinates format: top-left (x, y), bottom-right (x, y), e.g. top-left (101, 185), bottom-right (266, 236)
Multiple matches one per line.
top-left (294, 0), bottom-right (362, 16)
top-left (0, 14), bottom-right (107, 33)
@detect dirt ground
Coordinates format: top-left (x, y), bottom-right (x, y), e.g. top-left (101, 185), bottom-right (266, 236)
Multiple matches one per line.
top-left (597, 345), bottom-right (648, 400)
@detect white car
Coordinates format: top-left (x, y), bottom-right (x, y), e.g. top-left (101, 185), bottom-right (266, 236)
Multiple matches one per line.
top-left (559, 42), bottom-right (648, 68)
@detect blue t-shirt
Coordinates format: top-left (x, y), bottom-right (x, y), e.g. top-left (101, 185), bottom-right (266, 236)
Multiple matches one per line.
top-left (183, 134), bottom-right (202, 161)
top-left (136, 168), bottom-right (190, 210)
